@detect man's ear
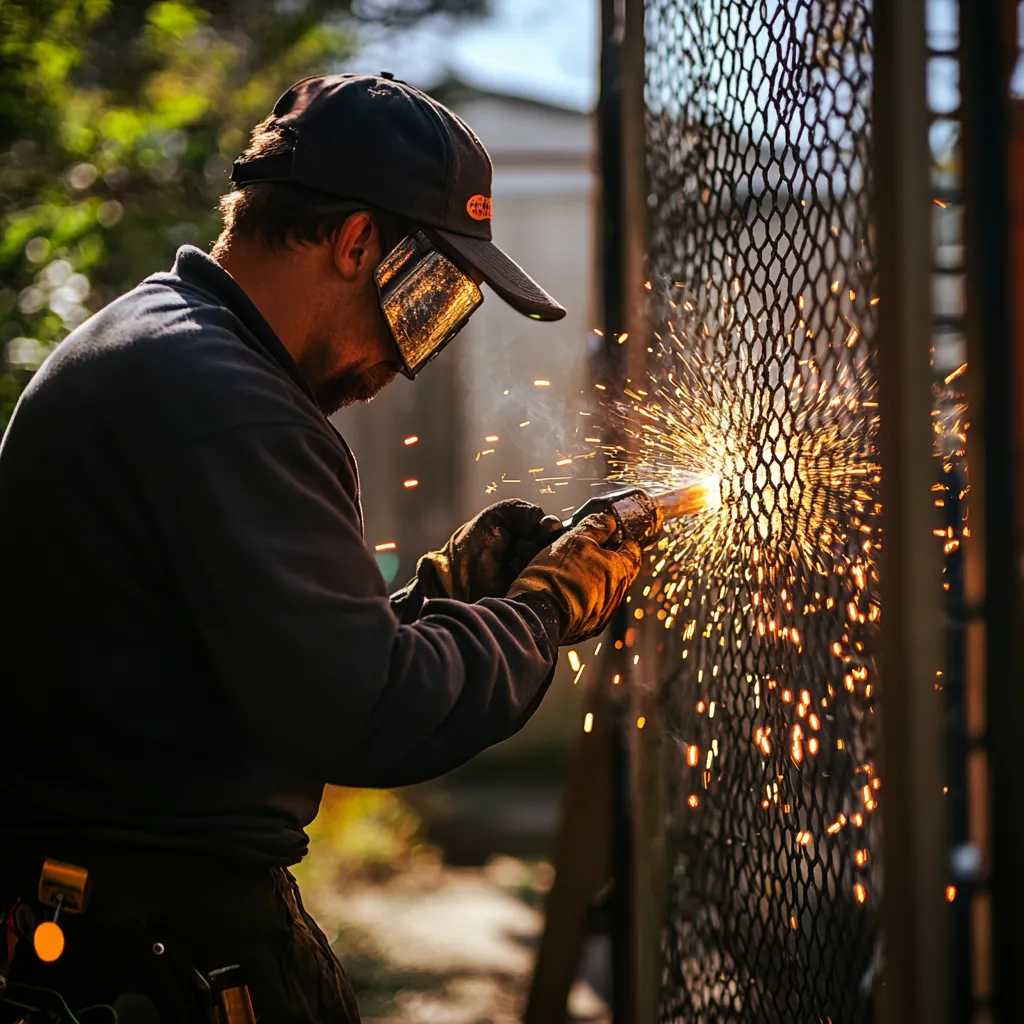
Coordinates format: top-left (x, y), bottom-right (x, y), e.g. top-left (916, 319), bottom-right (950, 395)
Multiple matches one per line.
top-left (331, 211), bottom-right (379, 282)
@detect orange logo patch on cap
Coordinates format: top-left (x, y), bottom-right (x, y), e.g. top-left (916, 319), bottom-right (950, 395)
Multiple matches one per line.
top-left (466, 194), bottom-right (492, 221)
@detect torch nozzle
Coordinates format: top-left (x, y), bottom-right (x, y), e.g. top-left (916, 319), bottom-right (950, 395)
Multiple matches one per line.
top-left (654, 476), bottom-right (722, 522)
top-left (559, 475), bottom-right (721, 550)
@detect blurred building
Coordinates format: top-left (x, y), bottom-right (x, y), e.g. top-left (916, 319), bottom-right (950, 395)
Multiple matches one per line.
top-left (333, 83), bottom-right (598, 769)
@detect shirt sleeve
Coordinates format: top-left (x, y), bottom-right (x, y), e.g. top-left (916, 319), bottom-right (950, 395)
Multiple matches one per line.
top-left (389, 575), bottom-right (426, 624)
top-left (145, 421), bottom-right (558, 788)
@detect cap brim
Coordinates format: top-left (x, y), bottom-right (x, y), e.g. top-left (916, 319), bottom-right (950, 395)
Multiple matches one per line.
top-left (434, 230), bottom-right (566, 322)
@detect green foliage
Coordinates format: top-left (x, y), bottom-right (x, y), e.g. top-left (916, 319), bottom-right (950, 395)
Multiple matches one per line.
top-left (0, 0), bottom-right (349, 425)
top-left (293, 786), bottom-right (435, 888)
top-left (0, 0), bottom-right (484, 428)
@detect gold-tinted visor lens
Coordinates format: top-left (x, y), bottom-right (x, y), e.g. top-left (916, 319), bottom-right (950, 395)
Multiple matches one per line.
top-left (377, 240), bottom-right (483, 377)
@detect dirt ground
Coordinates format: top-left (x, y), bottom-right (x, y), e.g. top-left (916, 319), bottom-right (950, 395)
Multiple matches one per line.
top-left (303, 857), bottom-right (610, 1024)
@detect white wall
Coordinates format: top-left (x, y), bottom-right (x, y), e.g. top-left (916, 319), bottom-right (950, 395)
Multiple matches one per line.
top-left (452, 96), bottom-right (598, 533)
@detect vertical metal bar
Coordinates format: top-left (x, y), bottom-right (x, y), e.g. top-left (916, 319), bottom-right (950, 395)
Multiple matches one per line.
top-left (598, 4), bottom-right (635, 1021)
top-left (598, 1), bottom-right (659, 1019)
top-left (959, 1), bottom-right (1024, 1019)
top-left (942, 471), bottom-right (973, 1023)
top-left (620, 0), bottom-right (650, 389)
top-left (872, 2), bottom-right (951, 1023)
top-left (616, 1), bottom-right (663, 1022)
top-left (597, 0), bottom-right (626, 389)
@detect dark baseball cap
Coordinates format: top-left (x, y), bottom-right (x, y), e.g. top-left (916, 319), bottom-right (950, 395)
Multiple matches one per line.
top-left (231, 73), bottom-right (566, 322)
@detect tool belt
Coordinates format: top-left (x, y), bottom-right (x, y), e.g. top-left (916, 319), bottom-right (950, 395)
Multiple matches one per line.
top-left (0, 838), bottom-right (271, 1024)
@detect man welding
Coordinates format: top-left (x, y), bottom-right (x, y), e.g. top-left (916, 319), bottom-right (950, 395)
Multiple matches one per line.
top-left (0, 75), bottom-right (641, 1022)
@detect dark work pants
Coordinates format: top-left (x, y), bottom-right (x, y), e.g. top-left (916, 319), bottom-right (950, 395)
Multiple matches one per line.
top-left (0, 839), bottom-right (360, 1023)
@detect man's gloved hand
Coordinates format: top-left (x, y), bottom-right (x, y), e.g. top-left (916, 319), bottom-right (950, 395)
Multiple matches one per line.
top-left (417, 499), bottom-right (563, 602)
top-left (507, 512), bottom-right (643, 645)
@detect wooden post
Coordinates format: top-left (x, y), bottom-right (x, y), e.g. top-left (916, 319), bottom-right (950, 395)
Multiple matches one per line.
top-left (523, 672), bottom-right (616, 1023)
top-left (872, 2), bottom-right (951, 1023)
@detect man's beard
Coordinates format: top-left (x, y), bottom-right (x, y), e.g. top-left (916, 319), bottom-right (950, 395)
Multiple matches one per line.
top-left (313, 362), bottom-right (399, 415)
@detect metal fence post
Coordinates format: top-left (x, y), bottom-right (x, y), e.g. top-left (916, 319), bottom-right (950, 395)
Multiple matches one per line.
top-left (523, 3), bottom-right (649, 1018)
top-left (959, 1), bottom-right (1024, 1019)
top-left (616, 1), bottom-right (669, 1021)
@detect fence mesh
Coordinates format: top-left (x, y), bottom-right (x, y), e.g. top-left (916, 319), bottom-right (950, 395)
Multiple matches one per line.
top-left (638, 2), bottom-right (881, 1020)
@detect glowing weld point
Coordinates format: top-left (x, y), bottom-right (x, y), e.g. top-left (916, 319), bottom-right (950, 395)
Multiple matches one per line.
top-left (403, 479), bottom-right (419, 489)
top-left (533, 379), bottom-right (551, 387)
top-left (583, 712), bottom-right (594, 733)
top-left (403, 436), bottom-right (419, 446)
top-left (374, 542), bottom-right (397, 552)
top-left (696, 474), bottom-right (723, 511)
top-left (595, 307), bottom-right (881, 836)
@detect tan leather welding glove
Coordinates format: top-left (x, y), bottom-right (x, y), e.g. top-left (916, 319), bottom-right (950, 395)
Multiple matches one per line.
top-left (507, 512), bottom-right (643, 645)
top-left (417, 499), bottom-right (563, 602)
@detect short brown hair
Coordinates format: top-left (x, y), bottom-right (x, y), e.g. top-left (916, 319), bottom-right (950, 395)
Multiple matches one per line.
top-left (213, 116), bottom-right (410, 256)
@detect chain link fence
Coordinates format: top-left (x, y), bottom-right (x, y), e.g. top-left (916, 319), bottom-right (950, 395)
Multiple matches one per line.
top-left (638, 2), bottom-right (882, 1019)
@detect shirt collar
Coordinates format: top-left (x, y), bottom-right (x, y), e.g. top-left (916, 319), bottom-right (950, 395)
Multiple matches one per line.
top-left (169, 245), bottom-right (316, 403)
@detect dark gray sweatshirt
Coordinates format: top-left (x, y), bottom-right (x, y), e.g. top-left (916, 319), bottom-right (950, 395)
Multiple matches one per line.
top-left (0, 246), bottom-right (558, 866)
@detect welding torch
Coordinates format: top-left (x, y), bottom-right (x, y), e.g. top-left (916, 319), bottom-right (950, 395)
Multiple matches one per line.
top-left (553, 477), bottom-right (722, 551)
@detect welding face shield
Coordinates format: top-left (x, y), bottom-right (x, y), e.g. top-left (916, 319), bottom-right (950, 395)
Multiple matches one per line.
top-left (375, 230), bottom-right (483, 380)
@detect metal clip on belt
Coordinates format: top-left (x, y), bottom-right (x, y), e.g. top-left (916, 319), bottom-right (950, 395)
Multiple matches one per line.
top-left (208, 964), bottom-right (257, 1024)
top-left (34, 858), bottom-right (91, 963)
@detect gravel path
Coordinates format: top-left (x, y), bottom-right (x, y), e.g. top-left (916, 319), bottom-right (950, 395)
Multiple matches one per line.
top-left (303, 861), bottom-right (609, 1024)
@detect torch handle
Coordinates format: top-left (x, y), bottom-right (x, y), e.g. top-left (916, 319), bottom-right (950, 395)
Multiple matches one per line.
top-left (547, 479), bottom-right (717, 554)
top-left (554, 488), bottom-right (664, 550)
top-left (558, 495), bottom-right (623, 533)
